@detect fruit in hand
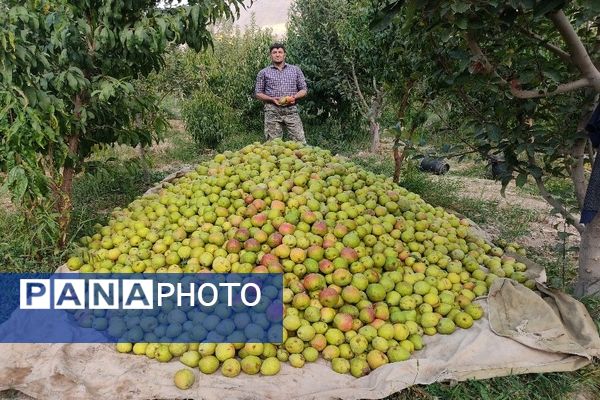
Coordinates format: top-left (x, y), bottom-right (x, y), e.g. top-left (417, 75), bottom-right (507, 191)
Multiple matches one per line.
top-left (279, 96), bottom-right (295, 106)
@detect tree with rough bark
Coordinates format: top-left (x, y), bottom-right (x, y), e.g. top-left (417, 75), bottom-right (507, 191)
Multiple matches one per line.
top-left (287, 0), bottom-right (401, 152)
top-left (0, 0), bottom-right (247, 247)
top-left (376, 0), bottom-right (600, 296)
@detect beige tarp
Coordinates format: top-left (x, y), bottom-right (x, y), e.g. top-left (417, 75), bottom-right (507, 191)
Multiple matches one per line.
top-left (0, 277), bottom-right (598, 400)
top-left (1, 169), bottom-right (599, 399)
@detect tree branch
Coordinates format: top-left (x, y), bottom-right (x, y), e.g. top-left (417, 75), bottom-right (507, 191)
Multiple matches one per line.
top-left (534, 175), bottom-right (584, 233)
top-left (510, 78), bottom-right (591, 99)
top-left (430, 105), bottom-right (491, 159)
top-left (570, 137), bottom-right (587, 209)
top-left (517, 26), bottom-right (572, 64)
top-left (464, 31), bottom-right (495, 74)
top-left (457, 87), bottom-right (488, 120)
top-left (396, 80), bottom-right (415, 120)
top-left (375, 83), bottom-right (385, 111)
top-left (393, 143), bottom-right (405, 183)
top-left (548, 10), bottom-right (600, 91)
top-left (528, 154), bottom-right (584, 233)
top-left (465, 31), bottom-right (592, 99)
top-left (350, 63), bottom-right (370, 116)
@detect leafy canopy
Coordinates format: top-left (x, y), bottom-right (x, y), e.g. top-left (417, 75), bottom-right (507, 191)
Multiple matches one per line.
top-left (0, 0), bottom-right (246, 205)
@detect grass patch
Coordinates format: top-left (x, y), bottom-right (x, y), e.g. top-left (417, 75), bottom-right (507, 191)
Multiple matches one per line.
top-left (311, 135), bottom-right (368, 157)
top-left (453, 198), bottom-right (538, 242)
top-left (399, 164), bottom-right (463, 207)
top-left (306, 120), bottom-right (370, 156)
top-left (517, 177), bottom-right (579, 209)
top-left (87, 126), bottom-right (209, 174)
top-left (70, 160), bottom-right (169, 239)
top-left (419, 365), bottom-right (600, 400)
top-left (580, 296), bottom-right (600, 330)
top-left (0, 209), bottom-right (65, 273)
top-left (155, 128), bottom-right (207, 166)
top-left (526, 244), bottom-right (580, 291)
top-left (383, 361), bottom-right (600, 400)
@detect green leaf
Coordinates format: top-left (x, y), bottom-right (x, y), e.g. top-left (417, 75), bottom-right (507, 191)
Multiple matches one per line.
top-left (4, 166), bottom-right (28, 201)
top-left (557, 231), bottom-right (573, 239)
top-left (455, 17), bottom-right (468, 30)
top-left (371, 0), bottom-right (406, 31)
top-left (135, 26), bottom-right (146, 43)
top-left (156, 18), bottom-right (167, 35)
top-left (542, 70), bottom-right (562, 83)
top-left (66, 73), bottom-right (77, 90)
top-left (451, 2), bottom-right (471, 13)
top-left (487, 125), bottom-right (501, 142)
top-left (190, 5), bottom-right (200, 27)
top-left (8, 31), bottom-right (15, 50)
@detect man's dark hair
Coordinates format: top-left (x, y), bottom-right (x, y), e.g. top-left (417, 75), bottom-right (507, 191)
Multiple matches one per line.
top-left (269, 43), bottom-right (286, 53)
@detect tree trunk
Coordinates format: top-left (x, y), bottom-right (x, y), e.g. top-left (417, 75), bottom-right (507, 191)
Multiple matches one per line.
top-left (392, 84), bottom-right (415, 184)
top-left (549, 10), bottom-right (600, 92)
top-left (57, 94), bottom-right (83, 248)
top-left (570, 137), bottom-right (587, 209)
top-left (57, 134), bottom-right (79, 248)
top-left (138, 145), bottom-right (150, 182)
top-left (576, 215), bottom-right (600, 297)
top-left (575, 144), bottom-right (600, 296)
top-left (393, 137), bottom-right (405, 183)
top-left (369, 118), bottom-right (380, 153)
top-left (571, 98), bottom-right (599, 208)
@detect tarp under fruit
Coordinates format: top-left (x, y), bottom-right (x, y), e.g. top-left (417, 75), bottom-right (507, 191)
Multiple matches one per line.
top-left (1, 276), bottom-right (598, 400)
top-left (1, 151), bottom-right (600, 400)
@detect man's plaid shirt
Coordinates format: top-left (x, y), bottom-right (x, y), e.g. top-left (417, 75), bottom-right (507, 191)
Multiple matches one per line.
top-left (255, 63), bottom-right (308, 99)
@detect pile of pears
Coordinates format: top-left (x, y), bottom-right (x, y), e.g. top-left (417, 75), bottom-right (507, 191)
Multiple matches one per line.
top-left (67, 140), bottom-right (531, 385)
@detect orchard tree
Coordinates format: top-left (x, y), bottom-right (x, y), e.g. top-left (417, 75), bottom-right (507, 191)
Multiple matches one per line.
top-left (286, 0), bottom-right (361, 140)
top-left (288, 0), bottom-right (403, 152)
top-left (375, 0), bottom-right (600, 295)
top-left (335, 0), bottom-right (392, 152)
top-left (188, 20), bottom-right (273, 134)
top-left (144, 19), bottom-right (273, 148)
top-left (0, 0), bottom-right (247, 247)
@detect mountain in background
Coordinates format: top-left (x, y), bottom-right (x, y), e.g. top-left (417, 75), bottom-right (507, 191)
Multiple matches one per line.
top-left (234, 0), bottom-right (293, 37)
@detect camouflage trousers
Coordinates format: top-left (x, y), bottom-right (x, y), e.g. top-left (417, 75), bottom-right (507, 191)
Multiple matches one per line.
top-left (264, 103), bottom-right (306, 144)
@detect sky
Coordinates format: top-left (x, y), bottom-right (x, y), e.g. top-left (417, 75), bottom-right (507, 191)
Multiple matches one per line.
top-left (158, 0), bottom-right (293, 37)
top-left (234, 0), bottom-right (293, 37)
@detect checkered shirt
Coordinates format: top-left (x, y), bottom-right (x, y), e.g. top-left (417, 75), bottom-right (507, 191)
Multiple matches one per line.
top-left (254, 63), bottom-right (308, 98)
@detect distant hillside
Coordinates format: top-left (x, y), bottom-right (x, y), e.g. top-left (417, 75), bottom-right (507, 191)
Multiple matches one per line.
top-left (235, 0), bottom-right (293, 37)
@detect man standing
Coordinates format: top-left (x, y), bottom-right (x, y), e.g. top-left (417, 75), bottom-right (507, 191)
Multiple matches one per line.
top-left (255, 43), bottom-right (308, 144)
